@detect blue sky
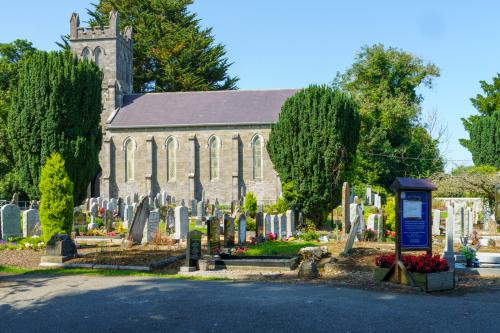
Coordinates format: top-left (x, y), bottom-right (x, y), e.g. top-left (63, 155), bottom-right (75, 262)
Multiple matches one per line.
top-left (1, 1), bottom-right (499, 171)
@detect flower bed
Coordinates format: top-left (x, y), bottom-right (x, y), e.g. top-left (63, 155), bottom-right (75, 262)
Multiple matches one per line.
top-left (374, 253), bottom-right (454, 292)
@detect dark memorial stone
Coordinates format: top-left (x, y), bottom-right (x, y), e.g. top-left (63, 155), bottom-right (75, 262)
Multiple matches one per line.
top-left (43, 234), bottom-right (77, 262)
top-left (223, 214), bottom-right (235, 247)
top-left (186, 230), bottom-right (202, 268)
top-left (255, 212), bottom-right (264, 238)
top-left (207, 216), bottom-right (220, 255)
top-left (127, 197), bottom-right (150, 244)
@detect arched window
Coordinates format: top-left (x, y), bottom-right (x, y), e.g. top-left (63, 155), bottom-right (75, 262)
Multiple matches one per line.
top-left (81, 48), bottom-right (90, 60)
top-left (252, 135), bottom-right (263, 180)
top-left (124, 138), bottom-right (136, 182)
top-left (166, 137), bottom-right (177, 181)
top-left (209, 136), bottom-right (220, 180)
top-left (94, 47), bottom-right (103, 69)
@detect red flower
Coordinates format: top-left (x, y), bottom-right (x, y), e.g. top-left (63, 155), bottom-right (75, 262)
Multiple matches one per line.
top-left (375, 253), bottom-right (449, 273)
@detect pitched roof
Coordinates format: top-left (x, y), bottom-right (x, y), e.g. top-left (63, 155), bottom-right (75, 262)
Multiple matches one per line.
top-left (109, 89), bottom-right (299, 128)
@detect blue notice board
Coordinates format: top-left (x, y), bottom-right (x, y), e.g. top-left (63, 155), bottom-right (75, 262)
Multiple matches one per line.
top-left (400, 191), bottom-right (429, 249)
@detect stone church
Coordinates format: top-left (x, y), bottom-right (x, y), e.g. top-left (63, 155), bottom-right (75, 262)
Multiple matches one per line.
top-left (69, 12), bottom-right (297, 204)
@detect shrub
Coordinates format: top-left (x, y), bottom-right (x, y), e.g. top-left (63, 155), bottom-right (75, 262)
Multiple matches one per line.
top-left (299, 230), bottom-right (320, 241)
top-left (244, 192), bottom-right (257, 217)
top-left (384, 196), bottom-right (396, 231)
top-left (39, 153), bottom-right (74, 242)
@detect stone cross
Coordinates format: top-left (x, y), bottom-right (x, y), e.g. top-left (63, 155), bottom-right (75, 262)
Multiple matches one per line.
top-left (432, 209), bottom-right (441, 236)
top-left (174, 205), bottom-right (188, 240)
top-left (88, 203), bottom-right (99, 230)
top-left (1, 204), bottom-right (21, 240)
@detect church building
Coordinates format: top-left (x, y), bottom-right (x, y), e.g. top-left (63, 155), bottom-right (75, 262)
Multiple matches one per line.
top-left (69, 12), bottom-right (297, 204)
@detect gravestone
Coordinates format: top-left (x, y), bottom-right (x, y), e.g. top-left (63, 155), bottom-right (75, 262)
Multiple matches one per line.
top-left (88, 202), bottom-right (99, 230)
top-left (197, 201), bottom-right (205, 224)
top-left (366, 186), bottom-right (373, 206)
top-left (180, 199), bottom-right (186, 207)
top-left (127, 197), bottom-right (150, 244)
top-left (238, 214), bottom-right (247, 245)
top-left (126, 196), bottom-right (132, 205)
top-left (123, 204), bottom-right (134, 229)
top-left (207, 216), bottom-right (221, 255)
top-left (106, 201), bottom-right (116, 216)
top-left (104, 210), bottom-right (114, 232)
top-left (432, 209), bottom-right (441, 236)
top-left (214, 199), bottom-right (220, 218)
top-left (133, 193), bottom-right (139, 203)
top-left (161, 191), bottom-right (167, 207)
top-left (155, 193), bottom-right (161, 208)
top-left (174, 205), bottom-right (188, 240)
top-left (191, 199), bottom-right (197, 216)
top-left (1, 204), bottom-right (21, 240)
top-left (367, 214), bottom-right (377, 231)
top-left (143, 209), bottom-right (160, 244)
top-left (263, 213), bottom-right (271, 237)
top-left (90, 197), bottom-right (98, 207)
top-left (101, 199), bottom-right (108, 210)
top-left (374, 194), bottom-right (381, 209)
top-left (342, 182), bottom-right (350, 235)
top-left (271, 215), bottom-right (279, 237)
top-left (40, 234), bottom-right (77, 264)
top-left (22, 209), bottom-right (40, 238)
top-left (453, 204), bottom-right (464, 238)
top-left (285, 210), bottom-right (295, 237)
top-left (167, 207), bottom-right (175, 232)
top-left (342, 214), bottom-right (361, 255)
top-left (223, 214), bottom-right (235, 247)
top-left (279, 214), bottom-right (287, 239)
top-left (73, 210), bottom-right (87, 233)
top-left (181, 230), bottom-right (202, 271)
top-left (166, 195), bottom-right (172, 205)
top-left (443, 205), bottom-right (455, 268)
top-left (255, 212), bottom-right (264, 238)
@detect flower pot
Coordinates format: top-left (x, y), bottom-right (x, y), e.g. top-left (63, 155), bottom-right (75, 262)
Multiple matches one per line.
top-left (374, 267), bottom-right (455, 292)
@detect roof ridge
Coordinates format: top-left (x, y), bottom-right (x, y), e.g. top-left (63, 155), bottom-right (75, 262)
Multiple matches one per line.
top-left (124, 88), bottom-right (300, 97)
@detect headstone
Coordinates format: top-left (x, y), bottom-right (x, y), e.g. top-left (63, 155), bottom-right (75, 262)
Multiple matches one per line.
top-left (99, 197), bottom-right (105, 209)
top-left (182, 230), bottom-right (202, 271)
top-left (271, 215), bottom-right (279, 237)
top-left (285, 210), bottom-right (296, 237)
top-left (342, 214), bottom-right (361, 255)
top-left (126, 196), bottom-right (132, 205)
top-left (90, 197), bottom-right (98, 208)
top-left (374, 194), bottom-right (382, 209)
top-left (214, 199), bottom-right (220, 218)
top-left (106, 201), bottom-right (116, 214)
top-left (238, 213), bottom-right (247, 245)
top-left (197, 201), bottom-right (205, 219)
top-left (161, 191), bottom-right (167, 207)
top-left (443, 205), bottom-right (455, 268)
top-left (133, 193), bottom-right (139, 203)
top-left (174, 205), bottom-right (188, 240)
top-left (366, 186), bottom-right (373, 206)
top-left (171, 196), bottom-right (176, 204)
top-left (41, 234), bottom-right (77, 263)
top-left (1, 204), bottom-right (21, 240)
top-left (207, 216), bottom-right (221, 255)
top-left (166, 195), bottom-right (172, 205)
top-left (191, 199), bottom-right (197, 216)
top-left (342, 182), bottom-right (350, 235)
top-left (223, 214), bottom-right (235, 247)
top-left (103, 210), bottom-right (113, 232)
top-left (148, 194), bottom-right (153, 209)
top-left (263, 213), bottom-right (271, 237)
top-left (88, 202), bottom-right (99, 230)
top-left (22, 209), bottom-right (40, 238)
top-left (123, 204), bottom-right (134, 229)
top-left (367, 214), bottom-right (377, 231)
top-left (180, 199), bottom-right (186, 207)
top-left (453, 203), bottom-right (465, 238)
top-left (255, 212), bottom-right (264, 238)
top-left (155, 193), bottom-right (161, 208)
top-left (143, 209), bottom-right (160, 244)
top-left (432, 209), bottom-right (441, 236)
top-left (167, 207), bottom-right (175, 232)
top-left (279, 214), bottom-right (287, 239)
top-left (127, 197), bottom-right (150, 244)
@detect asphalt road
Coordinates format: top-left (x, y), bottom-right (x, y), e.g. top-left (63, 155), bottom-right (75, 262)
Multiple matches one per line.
top-left (0, 274), bottom-right (499, 333)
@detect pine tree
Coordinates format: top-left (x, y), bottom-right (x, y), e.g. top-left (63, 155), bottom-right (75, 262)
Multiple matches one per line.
top-left (87, 0), bottom-right (238, 92)
top-left (9, 51), bottom-right (102, 203)
top-left (39, 153), bottom-right (74, 243)
top-left (267, 85), bottom-right (360, 224)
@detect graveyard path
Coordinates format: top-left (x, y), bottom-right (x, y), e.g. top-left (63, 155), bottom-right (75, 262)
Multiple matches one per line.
top-left (0, 274), bottom-right (499, 333)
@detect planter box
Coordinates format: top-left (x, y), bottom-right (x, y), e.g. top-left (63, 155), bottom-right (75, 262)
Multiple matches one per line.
top-left (374, 267), bottom-right (455, 292)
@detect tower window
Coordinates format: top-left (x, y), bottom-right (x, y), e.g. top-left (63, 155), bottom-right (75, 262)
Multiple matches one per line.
top-left (94, 47), bottom-right (103, 69)
top-left (209, 136), bottom-right (220, 180)
top-left (81, 48), bottom-right (90, 60)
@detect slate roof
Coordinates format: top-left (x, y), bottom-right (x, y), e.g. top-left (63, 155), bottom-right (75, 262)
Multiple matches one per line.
top-left (109, 89), bottom-right (299, 128)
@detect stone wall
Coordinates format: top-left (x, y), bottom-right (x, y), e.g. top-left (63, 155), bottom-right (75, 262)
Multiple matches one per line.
top-left (104, 125), bottom-right (281, 204)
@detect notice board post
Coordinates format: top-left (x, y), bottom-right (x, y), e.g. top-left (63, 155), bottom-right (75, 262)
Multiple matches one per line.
top-left (385, 177), bottom-right (437, 286)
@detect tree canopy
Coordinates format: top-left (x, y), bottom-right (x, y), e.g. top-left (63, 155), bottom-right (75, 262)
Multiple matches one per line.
top-left (336, 44), bottom-right (444, 188)
top-left (460, 74), bottom-right (500, 168)
top-left (8, 50), bottom-right (102, 204)
top-left (267, 85), bottom-right (360, 224)
top-left (0, 39), bottom-right (36, 199)
top-left (87, 0), bottom-right (238, 92)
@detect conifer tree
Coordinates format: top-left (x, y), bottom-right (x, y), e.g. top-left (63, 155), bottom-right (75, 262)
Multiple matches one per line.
top-left (39, 153), bottom-right (74, 242)
top-left (267, 85), bottom-right (360, 224)
top-left (9, 51), bottom-right (102, 203)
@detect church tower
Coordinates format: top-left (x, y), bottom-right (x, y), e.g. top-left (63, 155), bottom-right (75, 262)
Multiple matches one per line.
top-left (69, 11), bottom-right (133, 130)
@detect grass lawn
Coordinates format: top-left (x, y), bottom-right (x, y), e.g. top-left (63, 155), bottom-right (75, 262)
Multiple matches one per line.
top-left (189, 219), bottom-right (206, 234)
top-left (243, 240), bottom-right (318, 256)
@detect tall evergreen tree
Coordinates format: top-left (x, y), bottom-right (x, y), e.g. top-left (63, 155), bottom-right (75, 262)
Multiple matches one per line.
top-left (460, 74), bottom-right (500, 167)
top-left (87, 0), bottom-right (238, 92)
top-left (8, 51), bottom-right (102, 204)
top-left (0, 39), bottom-right (36, 198)
top-left (267, 85), bottom-right (360, 224)
top-left (337, 44), bottom-right (444, 188)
